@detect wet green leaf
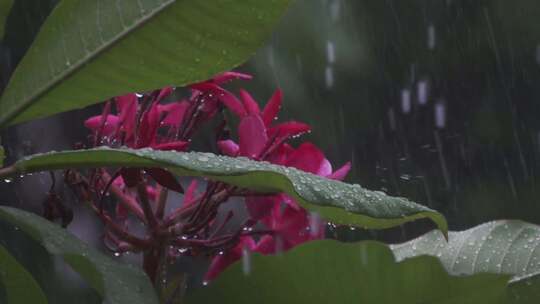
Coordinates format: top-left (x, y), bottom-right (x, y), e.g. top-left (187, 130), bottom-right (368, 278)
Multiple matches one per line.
top-left (187, 240), bottom-right (509, 304)
top-left (0, 0), bottom-right (290, 127)
top-left (0, 206), bottom-right (158, 304)
top-left (0, 243), bottom-right (48, 304)
top-left (391, 220), bottom-right (540, 303)
top-left (4, 147), bottom-right (447, 234)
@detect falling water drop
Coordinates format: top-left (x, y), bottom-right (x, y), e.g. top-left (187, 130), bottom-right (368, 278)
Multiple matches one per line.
top-left (326, 41), bottom-right (335, 63)
top-left (309, 212), bottom-right (321, 236)
top-left (401, 89), bottom-right (411, 114)
top-left (427, 24), bottom-right (436, 50)
top-left (242, 247), bottom-right (251, 276)
top-left (325, 66), bottom-right (334, 88)
top-left (435, 102), bottom-right (446, 128)
top-left (417, 80), bottom-right (429, 105)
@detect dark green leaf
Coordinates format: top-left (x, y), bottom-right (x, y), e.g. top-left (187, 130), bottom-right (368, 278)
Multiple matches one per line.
top-left (391, 220), bottom-right (540, 303)
top-left (3, 147), bottom-right (447, 233)
top-left (0, 206), bottom-right (158, 304)
top-left (0, 145), bottom-right (4, 167)
top-left (0, 243), bottom-right (48, 304)
top-left (0, 0), bottom-right (13, 39)
top-left (0, 0), bottom-right (290, 127)
top-left (187, 240), bottom-right (509, 304)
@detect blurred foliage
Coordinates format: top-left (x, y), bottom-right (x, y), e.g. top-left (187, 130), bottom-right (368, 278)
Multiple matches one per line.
top-left (240, 0), bottom-right (540, 233)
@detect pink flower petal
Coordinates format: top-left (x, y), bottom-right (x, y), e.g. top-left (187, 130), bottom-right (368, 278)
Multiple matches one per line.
top-left (137, 103), bottom-right (160, 147)
top-left (317, 158), bottom-right (333, 177)
top-left (328, 162), bottom-right (351, 181)
top-left (156, 87), bottom-right (173, 102)
top-left (190, 82), bottom-right (246, 117)
top-left (239, 115), bottom-right (268, 158)
top-left (269, 121), bottom-right (311, 141)
top-left (116, 94), bottom-right (137, 140)
top-left (285, 142), bottom-right (325, 174)
top-left (245, 196), bottom-right (277, 220)
top-left (262, 89), bottom-right (282, 126)
top-left (254, 235), bottom-right (277, 255)
top-left (204, 236), bottom-right (255, 281)
top-left (266, 143), bottom-right (294, 165)
top-left (217, 140), bottom-right (240, 156)
top-left (239, 89), bottom-right (261, 115)
top-left (151, 140), bottom-right (189, 152)
top-left (212, 71), bottom-right (253, 84)
top-left (183, 180), bottom-right (198, 207)
top-left (84, 115), bottom-right (119, 136)
top-left (146, 186), bottom-right (157, 201)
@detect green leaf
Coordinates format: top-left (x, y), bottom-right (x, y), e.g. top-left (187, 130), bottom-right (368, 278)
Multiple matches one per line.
top-left (0, 206), bottom-right (158, 304)
top-left (391, 220), bottom-right (540, 303)
top-left (187, 240), bottom-right (509, 304)
top-left (0, 0), bottom-right (13, 39)
top-left (0, 0), bottom-right (290, 127)
top-left (0, 145), bottom-right (4, 167)
top-left (2, 147), bottom-right (447, 234)
top-left (0, 243), bottom-right (48, 304)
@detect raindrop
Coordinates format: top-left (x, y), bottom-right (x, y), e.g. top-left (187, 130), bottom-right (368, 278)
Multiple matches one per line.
top-left (434, 102), bottom-right (446, 128)
top-left (309, 212), bottom-right (321, 236)
top-left (401, 89), bottom-right (411, 114)
top-left (329, 0), bottom-right (340, 22)
top-left (325, 66), bottom-right (334, 88)
top-left (417, 79), bottom-right (429, 105)
top-left (242, 247), bottom-right (251, 276)
top-left (3, 178), bottom-right (12, 183)
top-left (197, 155), bottom-right (209, 162)
top-left (427, 24), bottom-right (436, 50)
top-left (399, 174), bottom-right (411, 181)
top-left (326, 41), bottom-right (335, 63)
top-left (114, 252), bottom-right (121, 257)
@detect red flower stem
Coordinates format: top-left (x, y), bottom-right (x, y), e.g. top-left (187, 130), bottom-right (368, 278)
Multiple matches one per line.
top-left (155, 185), bottom-right (168, 220)
top-left (137, 182), bottom-right (158, 230)
top-left (86, 200), bottom-right (151, 249)
top-left (101, 171), bottom-right (146, 222)
top-left (162, 194), bottom-right (204, 227)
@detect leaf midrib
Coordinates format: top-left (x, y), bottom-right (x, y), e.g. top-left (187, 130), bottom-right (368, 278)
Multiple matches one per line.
top-left (0, 0), bottom-right (176, 126)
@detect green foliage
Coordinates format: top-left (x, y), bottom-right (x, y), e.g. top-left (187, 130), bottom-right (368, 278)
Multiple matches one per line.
top-left (392, 220), bottom-right (540, 303)
top-left (0, 243), bottom-right (47, 304)
top-left (187, 240), bottom-right (510, 304)
top-left (4, 147), bottom-right (447, 233)
top-left (0, 145), bottom-right (4, 167)
top-left (0, 206), bottom-right (158, 304)
top-left (0, 0), bottom-right (290, 127)
top-left (0, 0), bottom-right (13, 40)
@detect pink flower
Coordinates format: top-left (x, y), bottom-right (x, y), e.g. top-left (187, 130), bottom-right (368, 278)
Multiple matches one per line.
top-left (254, 204), bottom-right (325, 255)
top-left (246, 142), bottom-right (351, 219)
top-left (216, 89), bottom-right (310, 159)
top-left (204, 236), bottom-right (255, 282)
top-left (84, 87), bottom-right (189, 152)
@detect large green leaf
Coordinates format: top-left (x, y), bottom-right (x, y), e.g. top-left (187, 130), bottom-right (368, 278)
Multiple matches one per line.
top-left (391, 220), bottom-right (540, 303)
top-left (0, 147), bottom-right (447, 234)
top-left (0, 0), bottom-right (290, 127)
top-left (187, 240), bottom-right (509, 304)
top-left (0, 0), bottom-right (13, 39)
top-left (0, 206), bottom-right (158, 304)
top-left (0, 243), bottom-right (48, 304)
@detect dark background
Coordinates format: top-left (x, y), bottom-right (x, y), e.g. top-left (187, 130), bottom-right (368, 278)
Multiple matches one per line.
top-left (2, 0), bottom-right (540, 301)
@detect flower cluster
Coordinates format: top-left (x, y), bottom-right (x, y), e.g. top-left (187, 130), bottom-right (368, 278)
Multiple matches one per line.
top-left (66, 71), bottom-right (350, 284)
